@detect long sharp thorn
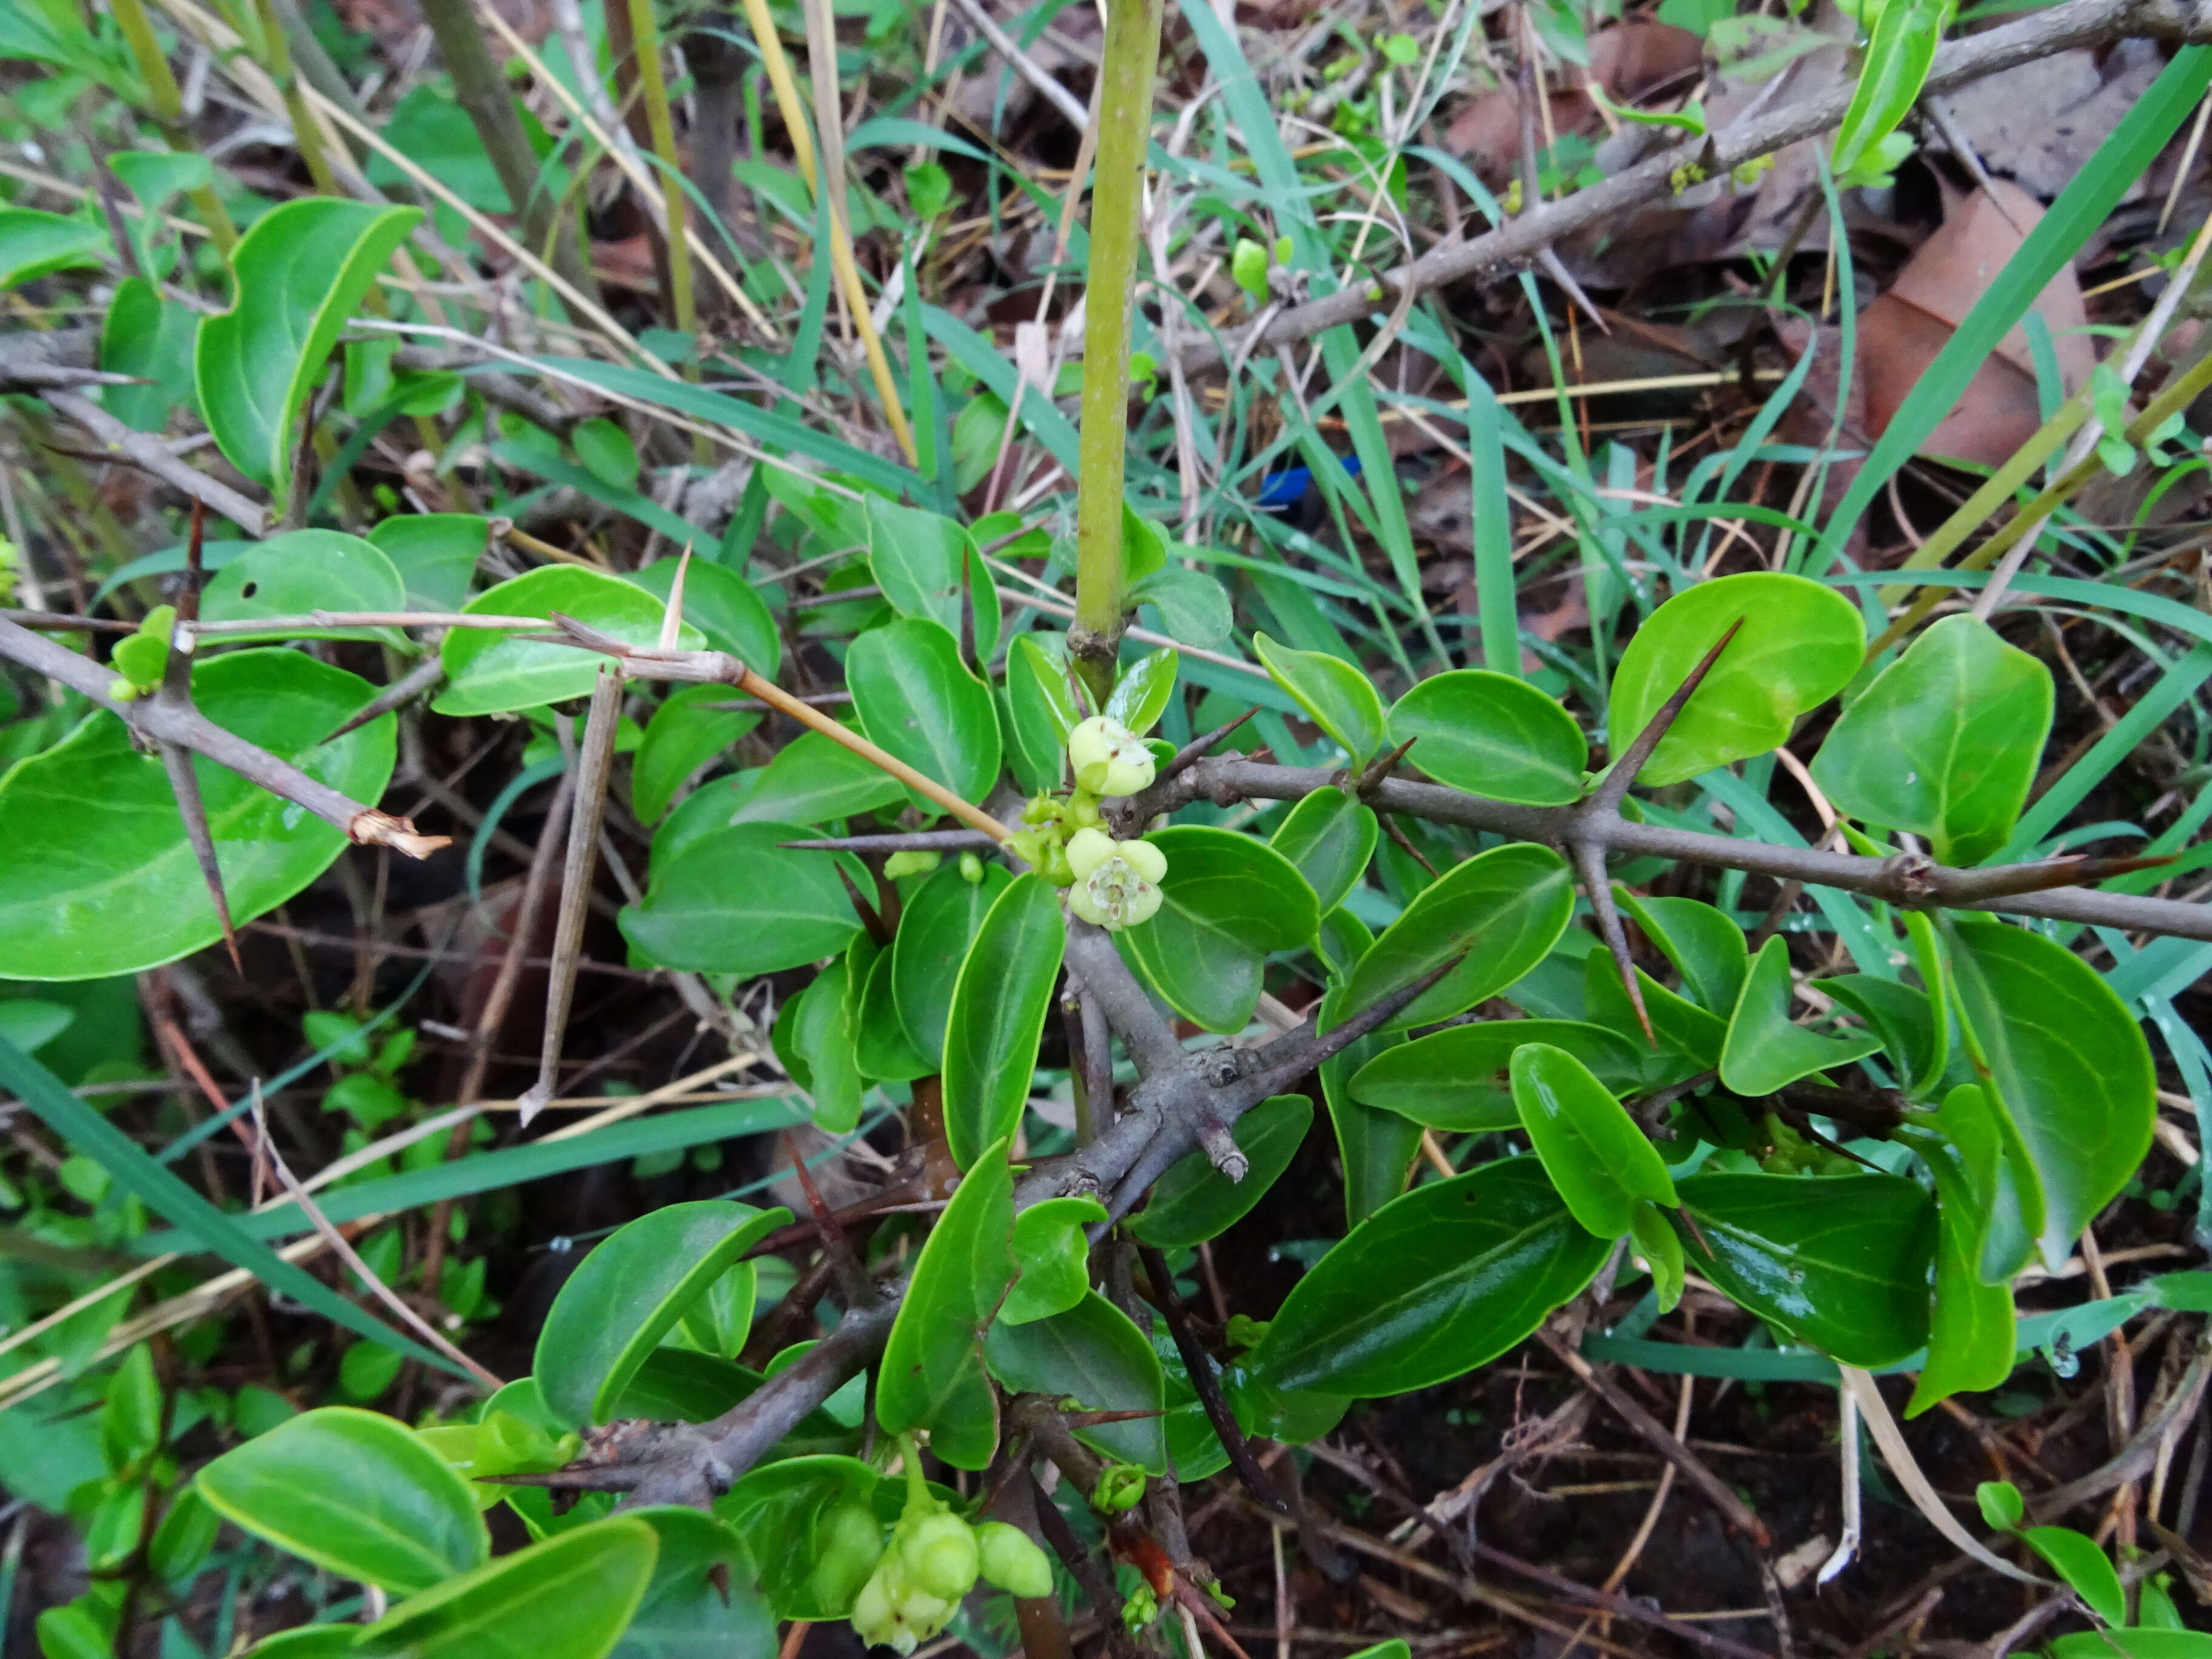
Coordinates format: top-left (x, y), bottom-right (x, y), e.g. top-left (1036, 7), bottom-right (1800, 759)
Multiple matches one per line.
top-left (520, 665), bottom-right (623, 1125)
top-left (1964, 851), bottom-right (2179, 901)
top-left (1575, 837), bottom-right (1652, 1044)
top-left (835, 862), bottom-right (891, 943)
top-left (161, 743), bottom-right (241, 972)
top-left (1591, 616), bottom-right (1746, 817)
top-left (959, 540), bottom-right (977, 669)
top-left (659, 542), bottom-right (693, 651)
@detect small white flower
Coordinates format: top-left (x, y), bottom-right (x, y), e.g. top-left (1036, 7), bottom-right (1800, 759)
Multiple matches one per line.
top-left (1065, 714), bottom-right (1156, 797)
top-left (1066, 827), bottom-right (1167, 930)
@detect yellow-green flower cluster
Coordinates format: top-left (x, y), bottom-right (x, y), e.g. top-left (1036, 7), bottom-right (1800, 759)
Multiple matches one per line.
top-left (1002, 716), bottom-right (1169, 931)
top-left (848, 1450), bottom-right (1054, 1654)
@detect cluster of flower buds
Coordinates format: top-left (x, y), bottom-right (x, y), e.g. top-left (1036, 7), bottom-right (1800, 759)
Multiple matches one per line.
top-left (1002, 716), bottom-right (1169, 931)
top-left (848, 1446), bottom-right (1055, 1654)
top-left (107, 605), bottom-right (175, 703)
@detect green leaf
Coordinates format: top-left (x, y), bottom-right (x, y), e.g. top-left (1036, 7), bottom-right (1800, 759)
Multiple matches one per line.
top-left (251, 1627), bottom-right (361, 1657)
top-left (985, 1292), bottom-right (1167, 1473)
top-left (632, 684), bottom-right (759, 823)
top-left (572, 417), bottom-right (639, 489)
top-left (101, 1344), bottom-right (162, 1473)
top-left (866, 496), bottom-right (1000, 666)
top-left (1387, 671), bottom-right (1587, 805)
top-left (620, 822), bottom-right (864, 975)
top-left (1510, 1044), bottom-right (1676, 1239)
top-left (1613, 891), bottom-right (1748, 1014)
top-left (1317, 967), bottom-right (1425, 1230)
top-left (629, 557), bottom-right (781, 680)
top-left (1674, 1171), bottom-right (1935, 1367)
top-left (847, 617), bottom-right (1002, 808)
top-left (1005, 633), bottom-right (1079, 791)
top-left (1977, 1478), bottom-right (2025, 1530)
top-left (1127, 1095), bottom-right (1312, 1248)
top-left (1131, 566), bottom-right (1233, 650)
top-left (99, 275), bottom-right (196, 432)
top-left (1719, 936), bottom-right (1884, 1096)
top-left (1607, 574), bottom-right (1864, 786)
top-left (1253, 632), bottom-right (1386, 762)
top-left (355, 1517), bottom-right (658, 1659)
top-left (893, 860), bottom-right (1012, 1065)
top-left (534, 1201), bottom-right (792, 1426)
top-left (1905, 1085), bottom-right (2016, 1416)
top-left (195, 197), bottom-right (423, 501)
top-left (854, 942), bottom-right (933, 1083)
top-left (0, 649), bottom-right (395, 980)
top-left (1120, 826), bottom-right (1319, 1033)
top-left (1105, 648), bottom-right (1179, 736)
top-left (1831, 0), bottom-right (1948, 179)
top-left (0, 207), bottom-right (104, 287)
top-left (1349, 1019), bottom-right (1645, 1131)
top-left (1814, 974), bottom-right (1941, 1100)
top-left (196, 1407), bottom-right (488, 1594)
top-left (725, 731), bottom-right (907, 828)
top-left (2021, 1527), bottom-right (2126, 1626)
top-left (942, 873), bottom-right (1065, 1168)
top-left (1002, 1195), bottom-right (1108, 1324)
top-left (2048, 1634), bottom-right (2212, 1659)
top-left (201, 529), bottom-right (409, 642)
top-left (605, 1350), bottom-right (763, 1425)
top-left (437, 568), bottom-right (697, 716)
top-left (1247, 1158), bottom-right (1608, 1396)
top-left (1269, 786), bottom-right (1378, 916)
top-left (1948, 919), bottom-right (2156, 1271)
top-left (876, 1141), bottom-right (1017, 1469)
top-left (781, 959), bottom-right (862, 1133)
top-left (369, 514), bottom-right (488, 611)
top-left (612, 1507), bottom-right (773, 1659)
top-left (1333, 842), bottom-right (1574, 1032)
top-left (1586, 950), bottom-right (1728, 1069)
top-left (1811, 615), bottom-right (2053, 866)
top-left (716, 1455), bottom-right (890, 1619)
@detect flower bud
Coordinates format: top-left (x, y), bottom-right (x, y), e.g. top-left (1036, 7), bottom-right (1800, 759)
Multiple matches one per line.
top-left (883, 850), bottom-right (941, 881)
top-left (1066, 716), bottom-right (1155, 797)
top-left (898, 1510), bottom-right (980, 1600)
top-left (1093, 1463), bottom-right (1147, 1513)
top-left (958, 851), bottom-right (985, 884)
top-left (809, 1501), bottom-right (886, 1612)
top-left (850, 1569), bottom-right (897, 1647)
top-left (1065, 830), bottom-right (1167, 931)
top-left (974, 1521), bottom-right (1053, 1598)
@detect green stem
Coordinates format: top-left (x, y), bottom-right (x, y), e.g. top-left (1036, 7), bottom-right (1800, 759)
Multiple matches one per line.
top-left (1070, 0), bottom-right (1162, 710)
top-left (625, 0), bottom-right (699, 343)
top-left (111, 0), bottom-right (237, 255)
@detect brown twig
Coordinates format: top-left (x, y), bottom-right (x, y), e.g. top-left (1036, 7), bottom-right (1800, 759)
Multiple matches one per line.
top-left (1135, 1243), bottom-right (1288, 1515)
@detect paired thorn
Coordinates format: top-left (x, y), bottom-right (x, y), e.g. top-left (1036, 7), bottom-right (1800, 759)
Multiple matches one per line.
top-left (1578, 840), bottom-right (1652, 1044)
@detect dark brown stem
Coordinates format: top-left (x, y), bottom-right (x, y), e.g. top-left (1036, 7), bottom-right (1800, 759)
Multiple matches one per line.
top-left (1134, 1244), bottom-right (1287, 1515)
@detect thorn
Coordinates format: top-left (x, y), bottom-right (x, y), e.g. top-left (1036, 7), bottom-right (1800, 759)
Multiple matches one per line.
top-left (959, 540), bottom-right (977, 669)
top-left (1574, 837), bottom-right (1652, 1044)
top-left (1675, 1202), bottom-right (1713, 1259)
top-left (159, 743), bottom-right (240, 972)
top-left (1159, 707), bottom-right (1258, 781)
top-left (1959, 852), bottom-right (2179, 902)
top-left (526, 665), bottom-right (622, 1119)
top-left (1590, 616), bottom-right (1746, 816)
top-left (1348, 735), bottom-right (1418, 799)
top-left (1538, 247), bottom-right (1611, 337)
top-left (659, 543), bottom-right (692, 652)
top-left (835, 862), bottom-right (892, 945)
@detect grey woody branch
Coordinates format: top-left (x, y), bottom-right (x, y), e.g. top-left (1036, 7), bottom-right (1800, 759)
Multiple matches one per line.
top-left (1178, 0), bottom-right (2212, 372)
top-left (0, 615), bottom-right (446, 859)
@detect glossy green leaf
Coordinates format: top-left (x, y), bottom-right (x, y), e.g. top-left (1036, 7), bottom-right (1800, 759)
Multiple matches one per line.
top-left (573, 417), bottom-right (639, 488)
top-left (1333, 842), bottom-right (1574, 1032)
top-left (250, 1628), bottom-right (360, 1657)
top-left (0, 207), bottom-right (104, 287)
top-left (866, 495), bottom-right (1001, 665)
top-left (1247, 1158), bottom-right (1608, 1396)
top-left (1815, 974), bottom-right (1942, 1102)
top-left (605, 1350), bottom-right (763, 1424)
top-left (1811, 615), bottom-right (2053, 866)
top-left (437, 568), bottom-right (697, 716)
top-left (848, 617), bottom-right (1002, 808)
top-left (1253, 632), bottom-right (1386, 761)
top-left (201, 529), bottom-right (408, 642)
top-left (1629, 1201), bottom-right (1686, 1312)
top-left (1948, 919), bottom-right (2155, 1270)
top-left (1006, 632), bottom-right (1079, 791)
top-left (100, 275), bottom-right (196, 432)
top-left (1585, 950), bottom-right (1728, 1070)
top-left (630, 557), bottom-right (781, 679)
top-left (779, 957), bottom-right (862, 1133)
top-left (1127, 1095), bottom-right (1313, 1248)
top-left (632, 685), bottom-right (760, 823)
top-left (1510, 1044), bottom-right (1676, 1238)
top-left (716, 1455), bottom-right (887, 1618)
top-left (1905, 1087), bottom-right (2016, 1416)
top-left (2022, 1527), bottom-right (2126, 1627)
top-left (1387, 671), bottom-right (1587, 805)
top-left (355, 1517), bottom-right (657, 1659)
top-left (1607, 573), bottom-right (1864, 786)
top-left (1614, 891), bottom-right (1748, 1014)
top-left (1318, 968), bottom-right (1425, 1229)
top-left (620, 822), bottom-right (864, 975)
top-left (1674, 1171), bottom-right (1935, 1367)
top-left (369, 514), bottom-right (488, 611)
top-left (0, 650), bottom-right (394, 980)
top-left (1831, 0), bottom-right (1948, 179)
top-left (985, 1292), bottom-right (1167, 1472)
top-left (196, 1407), bottom-right (488, 1594)
top-left (1349, 1019), bottom-right (1645, 1131)
top-left (726, 730), bottom-right (907, 827)
top-left (943, 873), bottom-right (1065, 1169)
top-left (1105, 648), bottom-right (1179, 736)
top-left (1269, 786), bottom-right (1377, 916)
top-left (893, 859), bottom-right (1012, 1064)
top-left (612, 1507), bottom-right (773, 1659)
top-left (1121, 826), bottom-right (1319, 1033)
top-left (1002, 1195), bottom-right (1108, 1325)
top-left (877, 1141), bottom-right (1017, 1469)
top-left (2049, 1633), bottom-right (2212, 1658)
top-left (855, 943), bottom-right (934, 1084)
top-left (1720, 936), bottom-right (1884, 1096)
top-left (535, 1201), bottom-right (792, 1426)
top-left (195, 198), bottom-right (422, 501)
top-left (1131, 565), bottom-right (1233, 649)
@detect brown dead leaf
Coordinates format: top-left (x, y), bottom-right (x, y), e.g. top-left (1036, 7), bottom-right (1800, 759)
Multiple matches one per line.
top-left (1939, 39), bottom-right (2163, 202)
top-left (1446, 22), bottom-right (1703, 176)
top-left (1861, 181), bottom-right (2094, 467)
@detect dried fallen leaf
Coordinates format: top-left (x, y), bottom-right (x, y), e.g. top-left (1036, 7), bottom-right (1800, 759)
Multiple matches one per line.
top-left (1446, 22), bottom-right (1705, 176)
